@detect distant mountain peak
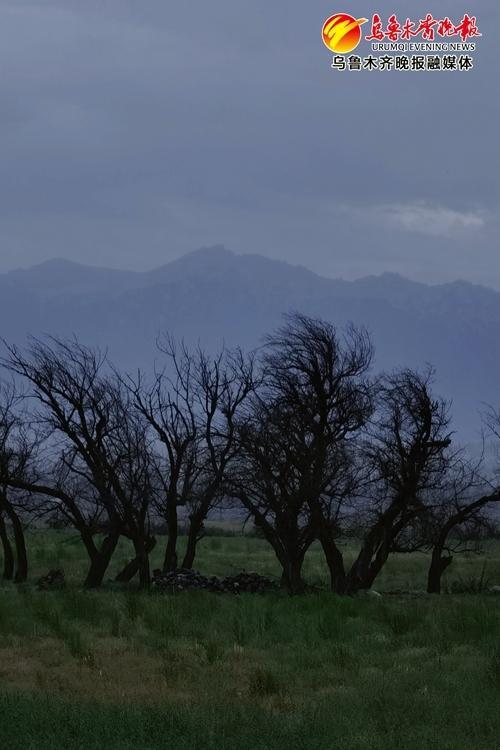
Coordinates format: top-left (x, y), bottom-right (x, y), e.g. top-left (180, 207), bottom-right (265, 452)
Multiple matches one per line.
top-left (192, 244), bottom-right (234, 258)
top-left (173, 244), bottom-right (234, 263)
top-left (356, 271), bottom-right (420, 286)
top-left (3, 256), bottom-right (139, 296)
top-left (1, 246), bottom-right (500, 439)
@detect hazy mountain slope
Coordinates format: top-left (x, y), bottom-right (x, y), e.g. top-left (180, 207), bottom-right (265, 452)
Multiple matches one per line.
top-left (3, 258), bottom-right (140, 298)
top-left (0, 246), bottom-right (498, 439)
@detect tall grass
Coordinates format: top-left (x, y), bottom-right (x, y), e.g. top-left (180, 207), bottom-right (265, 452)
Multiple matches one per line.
top-left (1, 533), bottom-right (500, 748)
top-left (20, 530), bottom-right (500, 592)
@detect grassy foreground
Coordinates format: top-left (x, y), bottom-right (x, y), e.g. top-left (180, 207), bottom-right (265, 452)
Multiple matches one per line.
top-left (0, 532), bottom-right (500, 748)
top-left (21, 529), bottom-right (500, 590)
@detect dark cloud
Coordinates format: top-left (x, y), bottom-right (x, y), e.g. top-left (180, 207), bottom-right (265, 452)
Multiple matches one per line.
top-left (0, 1), bottom-right (497, 285)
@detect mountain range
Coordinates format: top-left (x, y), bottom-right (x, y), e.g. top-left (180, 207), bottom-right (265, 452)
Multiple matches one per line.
top-left (1, 245), bottom-right (499, 441)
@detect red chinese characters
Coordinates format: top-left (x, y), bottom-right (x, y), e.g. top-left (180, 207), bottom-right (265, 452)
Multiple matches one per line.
top-left (401, 18), bottom-right (416, 41)
top-left (365, 13), bottom-right (384, 41)
top-left (364, 13), bottom-right (481, 42)
top-left (414, 14), bottom-right (437, 41)
top-left (437, 17), bottom-right (454, 37)
top-left (386, 14), bottom-right (402, 41)
top-left (453, 14), bottom-right (481, 42)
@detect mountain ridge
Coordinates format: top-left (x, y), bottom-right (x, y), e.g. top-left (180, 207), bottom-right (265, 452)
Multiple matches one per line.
top-left (0, 245), bottom-right (498, 439)
top-left (4, 247), bottom-right (496, 297)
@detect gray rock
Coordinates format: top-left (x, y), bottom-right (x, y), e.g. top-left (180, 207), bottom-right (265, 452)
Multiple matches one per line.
top-left (357, 589), bottom-right (382, 599)
top-left (36, 568), bottom-right (66, 591)
top-left (151, 568), bottom-right (278, 595)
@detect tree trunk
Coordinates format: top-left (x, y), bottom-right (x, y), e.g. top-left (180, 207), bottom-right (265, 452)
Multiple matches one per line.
top-left (137, 538), bottom-right (152, 589)
top-left (115, 536), bottom-right (156, 585)
top-left (427, 546), bottom-right (453, 594)
top-left (6, 507), bottom-right (28, 584)
top-left (245, 508), bottom-right (309, 594)
top-left (278, 549), bottom-right (307, 595)
top-left (162, 498), bottom-right (178, 572)
top-left (345, 548), bottom-right (388, 594)
top-left (181, 514), bottom-right (204, 569)
top-left (345, 517), bottom-right (400, 593)
top-left (344, 556), bottom-right (372, 594)
top-left (320, 533), bottom-right (347, 593)
top-left (364, 541), bottom-right (390, 590)
top-left (284, 557), bottom-right (306, 594)
top-left (0, 514), bottom-right (14, 581)
top-left (181, 532), bottom-right (197, 571)
top-left (84, 533), bottom-right (120, 589)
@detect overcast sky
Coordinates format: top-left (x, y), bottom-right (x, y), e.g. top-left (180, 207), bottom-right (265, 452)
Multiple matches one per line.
top-left (0, 1), bottom-right (497, 286)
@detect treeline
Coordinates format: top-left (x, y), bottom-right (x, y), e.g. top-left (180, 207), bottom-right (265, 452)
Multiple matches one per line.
top-left (0, 314), bottom-right (499, 594)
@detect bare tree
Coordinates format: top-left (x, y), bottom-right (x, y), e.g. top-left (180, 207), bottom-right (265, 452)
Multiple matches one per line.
top-left (127, 337), bottom-right (255, 573)
top-left (269, 314), bottom-right (373, 593)
top-left (232, 396), bottom-right (317, 593)
top-left (0, 382), bottom-right (35, 583)
top-left (426, 495), bottom-right (498, 594)
top-left (231, 314), bottom-right (373, 593)
top-left (103, 385), bottom-right (158, 588)
top-left (0, 337), bottom-right (157, 588)
top-left (126, 337), bottom-right (197, 572)
top-left (341, 368), bottom-right (453, 592)
top-left (368, 441), bottom-right (497, 594)
top-left (417, 404), bottom-right (500, 594)
top-left (180, 346), bottom-right (256, 569)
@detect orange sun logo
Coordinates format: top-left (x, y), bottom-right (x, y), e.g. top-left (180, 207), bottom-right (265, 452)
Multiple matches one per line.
top-left (321, 13), bottom-right (368, 53)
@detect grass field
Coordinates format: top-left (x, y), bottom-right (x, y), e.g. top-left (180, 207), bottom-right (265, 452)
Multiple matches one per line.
top-left (1, 531), bottom-right (500, 749)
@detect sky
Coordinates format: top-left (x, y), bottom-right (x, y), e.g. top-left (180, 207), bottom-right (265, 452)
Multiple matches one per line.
top-left (0, 0), bottom-right (498, 286)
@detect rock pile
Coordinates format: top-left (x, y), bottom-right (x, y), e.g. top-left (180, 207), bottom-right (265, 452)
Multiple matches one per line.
top-left (36, 568), bottom-right (66, 591)
top-left (152, 568), bottom-right (278, 594)
top-left (356, 589), bottom-right (382, 599)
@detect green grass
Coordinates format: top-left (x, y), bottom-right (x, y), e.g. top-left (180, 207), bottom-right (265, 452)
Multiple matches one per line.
top-left (1, 531), bottom-right (500, 747)
top-left (20, 528), bottom-right (500, 591)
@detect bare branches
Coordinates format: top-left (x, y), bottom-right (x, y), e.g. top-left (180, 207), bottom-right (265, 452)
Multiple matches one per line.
top-left (231, 314), bottom-right (374, 593)
top-left (1, 315), bottom-right (499, 595)
top-left (0, 337), bottom-right (158, 587)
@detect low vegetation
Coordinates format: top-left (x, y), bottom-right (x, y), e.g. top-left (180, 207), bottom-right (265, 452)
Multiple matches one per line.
top-left (1, 533), bottom-right (500, 749)
top-left (1, 313), bottom-right (500, 746)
